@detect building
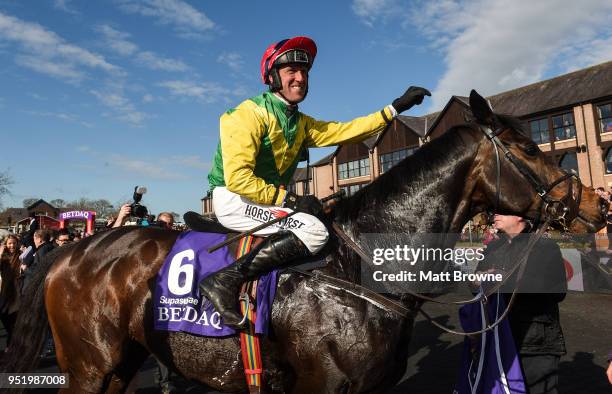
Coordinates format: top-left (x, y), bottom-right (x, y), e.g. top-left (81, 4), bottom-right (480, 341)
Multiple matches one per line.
top-left (201, 61), bottom-right (612, 213)
top-left (0, 199), bottom-right (61, 230)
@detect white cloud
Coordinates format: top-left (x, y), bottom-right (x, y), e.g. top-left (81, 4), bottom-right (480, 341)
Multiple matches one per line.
top-left (142, 94), bottom-right (154, 103)
top-left (15, 54), bottom-right (84, 82)
top-left (351, 0), bottom-right (404, 27)
top-left (90, 86), bottom-right (147, 127)
top-left (170, 155), bottom-right (210, 170)
top-left (111, 154), bottom-right (186, 180)
top-left (96, 24), bottom-right (189, 72)
top-left (0, 12), bottom-right (119, 82)
top-left (217, 52), bottom-right (243, 72)
top-left (157, 80), bottom-right (242, 104)
top-left (28, 93), bottom-right (47, 100)
top-left (76, 145), bottom-right (91, 152)
top-left (406, 0), bottom-right (612, 110)
top-left (136, 51), bottom-right (188, 72)
top-left (53, 0), bottom-right (78, 15)
top-left (24, 110), bottom-right (94, 128)
top-left (116, 0), bottom-right (215, 38)
top-left (95, 24), bottom-right (138, 56)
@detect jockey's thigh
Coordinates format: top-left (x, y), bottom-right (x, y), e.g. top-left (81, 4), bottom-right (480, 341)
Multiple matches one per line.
top-left (212, 187), bottom-right (328, 254)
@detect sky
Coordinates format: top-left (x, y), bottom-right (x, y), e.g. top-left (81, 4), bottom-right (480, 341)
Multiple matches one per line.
top-left (1, 0), bottom-right (611, 218)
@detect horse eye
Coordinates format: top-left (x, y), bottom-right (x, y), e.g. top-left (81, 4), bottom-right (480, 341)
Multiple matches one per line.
top-left (524, 144), bottom-right (538, 156)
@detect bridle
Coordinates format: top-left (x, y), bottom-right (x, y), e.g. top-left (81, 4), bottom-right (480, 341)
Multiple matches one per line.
top-left (477, 122), bottom-right (583, 231)
top-left (290, 121), bottom-right (587, 336)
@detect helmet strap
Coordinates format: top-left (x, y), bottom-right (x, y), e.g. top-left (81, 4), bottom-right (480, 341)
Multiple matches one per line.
top-left (269, 68), bottom-right (282, 92)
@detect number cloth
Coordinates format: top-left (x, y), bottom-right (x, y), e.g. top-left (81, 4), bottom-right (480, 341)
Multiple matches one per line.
top-left (153, 231), bottom-right (278, 336)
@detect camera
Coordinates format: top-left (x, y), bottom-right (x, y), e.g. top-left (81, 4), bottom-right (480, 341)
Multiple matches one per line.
top-left (130, 186), bottom-right (149, 219)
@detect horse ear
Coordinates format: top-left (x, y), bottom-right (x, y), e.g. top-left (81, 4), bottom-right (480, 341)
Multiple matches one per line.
top-left (469, 90), bottom-right (495, 125)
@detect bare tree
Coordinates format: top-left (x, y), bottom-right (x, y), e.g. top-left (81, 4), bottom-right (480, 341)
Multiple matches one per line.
top-left (50, 199), bottom-right (66, 208)
top-left (0, 170), bottom-right (13, 210)
top-left (22, 198), bottom-right (39, 208)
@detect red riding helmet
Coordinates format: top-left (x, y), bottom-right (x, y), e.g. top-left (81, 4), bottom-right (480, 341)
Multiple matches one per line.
top-left (260, 36), bottom-right (317, 91)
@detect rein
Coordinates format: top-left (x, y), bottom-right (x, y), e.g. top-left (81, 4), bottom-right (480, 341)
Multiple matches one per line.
top-left (296, 219), bottom-right (550, 336)
top-left (297, 121), bottom-right (581, 336)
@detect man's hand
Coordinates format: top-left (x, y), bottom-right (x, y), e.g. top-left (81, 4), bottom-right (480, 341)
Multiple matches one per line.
top-left (392, 86), bottom-right (431, 114)
top-left (284, 193), bottom-right (323, 216)
top-left (112, 204), bottom-right (132, 228)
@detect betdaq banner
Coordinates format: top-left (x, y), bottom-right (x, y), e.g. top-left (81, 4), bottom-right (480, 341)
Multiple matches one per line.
top-left (59, 211), bottom-right (94, 220)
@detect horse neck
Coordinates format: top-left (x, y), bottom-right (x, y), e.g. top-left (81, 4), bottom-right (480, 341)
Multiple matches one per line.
top-left (326, 127), bottom-right (484, 282)
top-left (334, 129), bottom-right (481, 237)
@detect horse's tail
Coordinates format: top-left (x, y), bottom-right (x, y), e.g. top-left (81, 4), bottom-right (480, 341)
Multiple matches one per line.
top-left (0, 245), bottom-right (67, 375)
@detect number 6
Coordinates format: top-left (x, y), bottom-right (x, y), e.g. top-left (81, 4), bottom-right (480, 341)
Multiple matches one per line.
top-left (168, 249), bottom-right (195, 295)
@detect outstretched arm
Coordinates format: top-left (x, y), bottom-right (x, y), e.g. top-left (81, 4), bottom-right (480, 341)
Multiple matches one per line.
top-left (304, 86), bottom-right (430, 147)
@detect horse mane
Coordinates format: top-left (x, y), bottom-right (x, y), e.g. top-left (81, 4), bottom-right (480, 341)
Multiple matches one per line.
top-left (333, 111), bottom-right (529, 222)
top-left (334, 122), bottom-right (480, 222)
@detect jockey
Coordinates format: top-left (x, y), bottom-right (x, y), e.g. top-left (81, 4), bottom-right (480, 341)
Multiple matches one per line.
top-left (199, 36), bottom-right (430, 329)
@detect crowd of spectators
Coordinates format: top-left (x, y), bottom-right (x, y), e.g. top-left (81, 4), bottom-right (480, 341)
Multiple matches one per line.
top-left (0, 207), bottom-right (183, 353)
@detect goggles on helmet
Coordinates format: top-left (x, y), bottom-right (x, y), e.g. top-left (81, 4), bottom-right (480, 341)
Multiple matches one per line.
top-left (273, 49), bottom-right (311, 68)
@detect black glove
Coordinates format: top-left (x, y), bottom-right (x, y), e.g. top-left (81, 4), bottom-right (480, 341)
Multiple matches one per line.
top-left (391, 86), bottom-right (431, 114)
top-left (284, 192), bottom-right (323, 216)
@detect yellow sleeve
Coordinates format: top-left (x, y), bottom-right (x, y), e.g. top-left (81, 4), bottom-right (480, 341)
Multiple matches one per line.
top-left (220, 104), bottom-right (287, 206)
top-left (302, 106), bottom-right (393, 147)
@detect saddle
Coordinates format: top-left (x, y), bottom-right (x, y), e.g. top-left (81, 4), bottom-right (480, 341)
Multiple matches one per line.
top-left (183, 211), bottom-right (236, 234)
top-left (183, 211), bottom-right (330, 271)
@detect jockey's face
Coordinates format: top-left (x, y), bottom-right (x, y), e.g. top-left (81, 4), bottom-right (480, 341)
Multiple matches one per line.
top-left (276, 64), bottom-right (308, 104)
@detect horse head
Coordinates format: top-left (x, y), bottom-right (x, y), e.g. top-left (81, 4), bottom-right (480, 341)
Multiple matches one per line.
top-left (467, 89), bottom-right (607, 233)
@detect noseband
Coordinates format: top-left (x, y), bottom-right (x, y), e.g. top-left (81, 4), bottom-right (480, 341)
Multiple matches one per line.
top-left (477, 123), bottom-right (583, 230)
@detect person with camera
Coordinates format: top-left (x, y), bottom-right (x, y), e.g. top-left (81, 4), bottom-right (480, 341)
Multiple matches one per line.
top-left (199, 35), bottom-right (431, 329)
top-left (112, 204), bottom-right (132, 228)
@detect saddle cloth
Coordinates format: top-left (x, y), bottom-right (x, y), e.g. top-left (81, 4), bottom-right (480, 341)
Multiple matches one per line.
top-left (153, 230), bottom-right (278, 337)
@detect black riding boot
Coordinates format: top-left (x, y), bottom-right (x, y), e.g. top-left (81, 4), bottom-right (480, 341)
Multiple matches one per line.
top-left (198, 231), bottom-right (310, 329)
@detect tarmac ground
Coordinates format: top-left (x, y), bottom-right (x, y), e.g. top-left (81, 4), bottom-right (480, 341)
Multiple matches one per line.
top-left (3, 292), bottom-right (610, 393)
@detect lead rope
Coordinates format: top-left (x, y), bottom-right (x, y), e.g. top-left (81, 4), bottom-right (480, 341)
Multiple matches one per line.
top-left (296, 220), bottom-right (551, 336)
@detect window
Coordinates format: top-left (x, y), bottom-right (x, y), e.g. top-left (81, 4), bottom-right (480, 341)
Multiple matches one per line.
top-left (338, 158), bottom-right (370, 180)
top-left (530, 118), bottom-right (550, 144)
top-left (598, 103), bottom-right (612, 134)
top-left (605, 148), bottom-right (612, 174)
top-left (379, 147), bottom-right (417, 174)
top-left (340, 183), bottom-right (365, 196)
top-left (559, 152), bottom-right (579, 175)
top-left (552, 112), bottom-right (576, 141)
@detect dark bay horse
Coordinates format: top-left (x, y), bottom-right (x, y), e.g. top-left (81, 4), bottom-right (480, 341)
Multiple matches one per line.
top-left (2, 91), bottom-right (607, 393)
